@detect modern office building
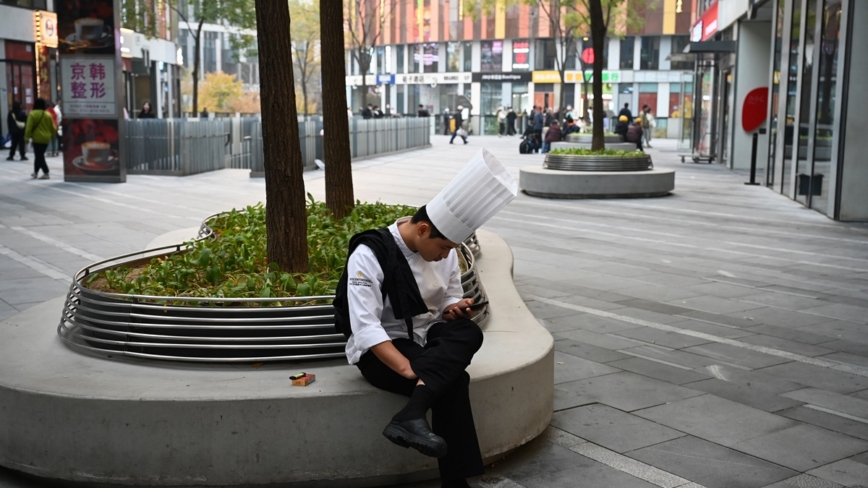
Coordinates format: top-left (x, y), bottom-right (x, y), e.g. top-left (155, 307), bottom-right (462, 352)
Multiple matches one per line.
top-left (686, 0), bottom-right (866, 221)
top-left (344, 0), bottom-right (697, 137)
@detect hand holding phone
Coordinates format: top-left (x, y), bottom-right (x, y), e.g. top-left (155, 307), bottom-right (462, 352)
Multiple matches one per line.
top-left (467, 300), bottom-right (489, 310)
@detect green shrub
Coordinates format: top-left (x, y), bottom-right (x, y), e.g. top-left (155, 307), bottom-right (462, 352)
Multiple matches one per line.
top-left (87, 196), bottom-right (418, 303)
top-left (548, 148), bottom-right (645, 157)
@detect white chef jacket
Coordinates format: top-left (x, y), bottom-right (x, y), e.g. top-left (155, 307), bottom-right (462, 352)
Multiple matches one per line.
top-left (344, 218), bottom-right (464, 364)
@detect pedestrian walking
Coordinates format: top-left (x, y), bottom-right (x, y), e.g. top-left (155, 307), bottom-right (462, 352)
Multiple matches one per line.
top-left (6, 101), bottom-right (27, 161)
top-left (532, 107), bottom-right (544, 146)
top-left (618, 103), bottom-right (633, 124)
top-left (334, 148), bottom-right (517, 488)
top-left (46, 101), bottom-right (61, 157)
top-left (24, 98), bottom-right (57, 179)
top-left (506, 107), bottom-right (516, 136)
top-left (138, 102), bottom-right (157, 119)
top-left (640, 105), bottom-right (655, 148)
top-left (497, 107), bottom-right (506, 137)
top-left (449, 105), bottom-right (468, 144)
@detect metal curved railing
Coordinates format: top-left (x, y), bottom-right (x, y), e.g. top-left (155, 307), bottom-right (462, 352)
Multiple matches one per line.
top-left (543, 154), bottom-right (653, 172)
top-left (58, 215), bottom-right (487, 363)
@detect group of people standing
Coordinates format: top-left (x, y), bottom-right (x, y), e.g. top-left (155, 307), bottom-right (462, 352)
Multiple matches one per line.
top-left (6, 98), bottom-right (62, 180)
top-left (614, 103), bottom-right (655, 151)
top-left (520, 105), bottom-right (583, 154)
top-left (358, 104), bottom-right (393, 119)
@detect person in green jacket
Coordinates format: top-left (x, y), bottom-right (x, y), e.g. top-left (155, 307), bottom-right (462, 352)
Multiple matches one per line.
top-left (24, 98), bottom-right (57, 179)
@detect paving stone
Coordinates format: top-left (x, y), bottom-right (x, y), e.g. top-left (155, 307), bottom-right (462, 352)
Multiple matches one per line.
top-left (687, 282), bottom-right (760, 298)
top-left (741, 324), bottom-right (836, 345)
top-left (738, 291), bottom-right (827, 310)
top-left (731, 424), bottom-right (868, 471)
top-left (517, 461), bottom-right (661, 488)
top-left (555, 329), bottom-right (647, 351)
top-left (554, 294), bottom-right (630, 312)
top-left (852, 389), bottom-right (868, 401)
top-left (516, 283), bottom-right (575, 299)
top-left (801, 303), bottom-right (868, 324)
top-left (694, 363), bottom-right (808, 393)
top-left (551, 404), bottom-right (685, 453)
top-left (728, 307), bottom-right (836, 328)
top-left (630, 273), bottom-right (710, 288)
top-left (680, 343), bottom-right (793, 369)
top-left (556, 371), bottom-right (705, 412)
top-left (799, 320), bottom-right (868, 345)
top-left (776, 406), bottom-right (868, 441)
top-left (761, 474), bottom-right (843, 488)
top-left (627, 436), bottom-right (797, 488)
top-left (611, 307), bottom-right (690, 324)
top-left (683, 378), bottom-right (804, 412)
top-left (607, 356), bottom-right (712, 385)
top-left (851, 451), bottom-right (868, 466)
top-left (611, 284), bottom-right (704, 303)
top-left (500, 436), bottom-right (596, 483)
top-left (668, 295), bottom-right (766, 315)
top-left (817, 340), bottom-right (868, 357)
top-left (620, 344), bottom-right (733, 370)
top-left (780, 388), bottom-right (868, 420)
top-left (611, 326), bottom-right (714, 349)
top-left (677, 310), bottom-right (762, 329)
top-left (525, 300), bottom-right (584, 320)
top-left (552, 312), bottom-right (644, 334)
top-left (817, 352), bottom-right (868, 368)
top-left (736, 334), bottom-right (836, 357)
top-left (537, 314), bottom-right (589, 334)
top-left (634, 394), bottom-right (798, 447)
top-left (553, 339), bottom-right (633, 363)
top-left (807, 459), bottom-right (868, 487)
top-left (757, 362), bottom-right (868, 394)
top-left (553, 351), bottom-right (621, 385)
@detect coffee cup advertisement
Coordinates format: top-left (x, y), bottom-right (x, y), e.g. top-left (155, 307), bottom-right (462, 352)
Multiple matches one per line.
top-left (56, 0), bottom-right (116, 55)
top-left (63, 119), bottom-right (121, 178)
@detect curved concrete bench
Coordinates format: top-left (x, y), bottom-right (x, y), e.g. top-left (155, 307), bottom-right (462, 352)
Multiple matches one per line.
top-left (0, 230), bottom-right (553, 487)
top-left (520, 165), bottom-right (675, 199)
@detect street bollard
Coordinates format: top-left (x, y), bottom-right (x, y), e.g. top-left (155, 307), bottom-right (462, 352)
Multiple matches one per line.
top-left (745, 128), bottom-right (766, 186)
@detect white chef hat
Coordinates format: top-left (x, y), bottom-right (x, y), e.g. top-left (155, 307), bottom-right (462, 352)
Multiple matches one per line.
top-left (426, 148), bottom-right (518, 243)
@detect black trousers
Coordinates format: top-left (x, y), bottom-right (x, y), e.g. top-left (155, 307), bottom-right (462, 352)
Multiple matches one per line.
top-left (449, 128), bottom-right (467, 144)
top-left (357, 319), bottom-right (485, 481)
top-left (33, 143), bottom-right (49, 175)
top-left (8, 133), bottom-right (25, 159)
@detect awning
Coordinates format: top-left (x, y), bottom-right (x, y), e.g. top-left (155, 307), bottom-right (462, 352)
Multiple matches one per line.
top-left (683, 41), bottom-right (736, 54)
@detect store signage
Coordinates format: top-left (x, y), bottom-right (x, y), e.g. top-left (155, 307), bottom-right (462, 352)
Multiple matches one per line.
top-left (389, 72), bottom-right (473, 84)
top-left (564, 70), bottom-right (620, 83)
top-left (532, 70), bottom-right (561, 83)
top-left (675, 0), bottom-right (683, 13)
top-left (512, 40), bottom-right (530, 70)
top-left (377, 74), bottom-right (395, 85)
top-left (742, 87), bottom-right (769, 132)
top-left (34, 11), bottom-right (59, 48)
top-left (57, 0), bottom-right (126, 183)
top-left (472, 72), bottom-right (532, 83)
top-left (691, 1), bottom-right (718, 42)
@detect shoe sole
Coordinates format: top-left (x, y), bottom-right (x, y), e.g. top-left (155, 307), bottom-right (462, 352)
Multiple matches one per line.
top-left (382, 423), bottom-right (447, 458)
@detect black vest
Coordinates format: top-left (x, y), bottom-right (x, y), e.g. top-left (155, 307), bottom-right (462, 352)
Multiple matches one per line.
top-left (333, 228), bottom-right (428, 339)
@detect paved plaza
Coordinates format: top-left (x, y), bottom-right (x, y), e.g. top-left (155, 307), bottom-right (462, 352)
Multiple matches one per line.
top-left (2, 135), bottom-right (868, 488)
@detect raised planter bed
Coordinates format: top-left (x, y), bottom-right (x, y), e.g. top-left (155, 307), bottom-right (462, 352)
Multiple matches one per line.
top-left (550, 141), bottom-right (637, 152)
top-left (58, 213), bottom-right (487, 363)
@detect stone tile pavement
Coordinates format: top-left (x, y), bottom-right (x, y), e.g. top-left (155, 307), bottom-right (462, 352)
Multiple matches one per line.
top-left (1, 134), bottom-right (868, 488)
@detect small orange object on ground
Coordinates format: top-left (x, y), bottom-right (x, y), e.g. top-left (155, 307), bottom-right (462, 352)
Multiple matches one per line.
top-left (291, 373), bottom-right (316, 386)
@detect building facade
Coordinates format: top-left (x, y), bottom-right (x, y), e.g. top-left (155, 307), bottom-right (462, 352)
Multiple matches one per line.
top-left (687, 0), bottom-right (866, 221)
top-left (344, 0), bottom-right (696, 137)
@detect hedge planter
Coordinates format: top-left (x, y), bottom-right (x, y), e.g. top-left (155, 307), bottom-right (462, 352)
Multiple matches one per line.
top-left (58, 214), bottom-right (487, 363)
top-left (543, 152), bottom-right (653, 172)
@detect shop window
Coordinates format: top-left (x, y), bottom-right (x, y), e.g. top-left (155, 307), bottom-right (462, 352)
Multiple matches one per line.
top-left (619, 37), bottom-right (635, 70)
top-left (535, 39), bottom-right (556, 70)
top-left (463, 42), bottom-right (473, 72)
top-left (810, 0), bottom-right (842, 214)
top-left (0, 0), bottom-right (46, 8)
top-left (423, 43), bottom-right (439, 73)
top-left (638, 83), bottom-right (658, 118)
top-left (480, 40), bottom-right (504, 72)
top-left (640, 37), bottom-right (660, 70)
top-left (668, 82), bottom-right (693, 118)
top-left (670, 36), bottom-right (692, 70)
top-left (511, 39), bottom-right (531, 71)
top-left (446, 42), bottom-right (461, 72)
top-left (481, 82), bottom-right (503, 133)
top-left (411, 44), bottom-right (422, 73)
top-left (397, 45), bottom-right (405, 73)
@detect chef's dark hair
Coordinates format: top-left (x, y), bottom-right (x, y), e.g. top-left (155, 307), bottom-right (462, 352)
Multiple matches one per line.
top-left (411, 206), bottom-right (447, 240)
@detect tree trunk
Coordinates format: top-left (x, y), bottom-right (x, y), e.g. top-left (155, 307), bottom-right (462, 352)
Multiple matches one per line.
top-left (192, 19), bottom-right (204, 116)
top-left (590, 0), bottom-right (606, 151)
top-left (255, 0), bottom-right (309, 273)
top-left (321, 0), bottom-right (355, 218)
top-left (358, 50), bottom-right (369, 109)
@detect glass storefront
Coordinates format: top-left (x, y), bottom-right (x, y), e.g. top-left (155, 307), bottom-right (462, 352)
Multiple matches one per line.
top-left (767, 0), bottom-right (850, 218)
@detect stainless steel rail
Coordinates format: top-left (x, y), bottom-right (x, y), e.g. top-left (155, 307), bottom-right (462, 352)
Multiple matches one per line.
top-left (58, 215), bottom-right (487, 363)
top-left (543, 154), bottom-right (653, 172)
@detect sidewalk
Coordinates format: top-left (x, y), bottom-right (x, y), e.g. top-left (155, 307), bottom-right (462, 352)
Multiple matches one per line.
top-left (2, 136), bottom-right (868, 488)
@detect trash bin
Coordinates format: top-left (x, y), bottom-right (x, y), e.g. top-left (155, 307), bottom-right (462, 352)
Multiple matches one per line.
top-left (798, 173), bottom-right (823, 196)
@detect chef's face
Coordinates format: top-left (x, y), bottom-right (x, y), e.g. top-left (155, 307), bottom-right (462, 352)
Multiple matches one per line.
top-left (417, 225), bottom-right (459, 262)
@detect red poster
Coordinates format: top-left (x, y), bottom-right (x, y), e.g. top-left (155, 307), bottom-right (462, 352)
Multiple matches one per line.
top-left (742, 87), bottom-right (769, 133)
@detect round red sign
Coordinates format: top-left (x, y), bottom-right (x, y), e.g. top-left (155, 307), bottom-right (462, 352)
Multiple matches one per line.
top-left (742, 87), bottom-right (769, 132)
top-left (581, 47), bottom-right (595, 65)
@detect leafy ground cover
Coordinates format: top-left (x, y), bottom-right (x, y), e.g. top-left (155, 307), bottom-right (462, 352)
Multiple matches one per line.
top-left (549, 147), bottom-right (645, 157)
top-left (86, 197), bottom-right (420, 303)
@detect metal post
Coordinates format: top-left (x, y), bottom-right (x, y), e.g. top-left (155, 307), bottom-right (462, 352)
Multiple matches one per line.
top-left (745, 128), bottom-right (766, 185)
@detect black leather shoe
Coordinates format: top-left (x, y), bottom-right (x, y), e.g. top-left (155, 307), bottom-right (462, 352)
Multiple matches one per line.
top-left (383, 418), bottom-right (447, 458)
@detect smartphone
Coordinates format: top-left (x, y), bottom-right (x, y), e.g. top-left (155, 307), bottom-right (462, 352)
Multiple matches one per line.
top-left (468, 300), bottom-right (489, 309)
